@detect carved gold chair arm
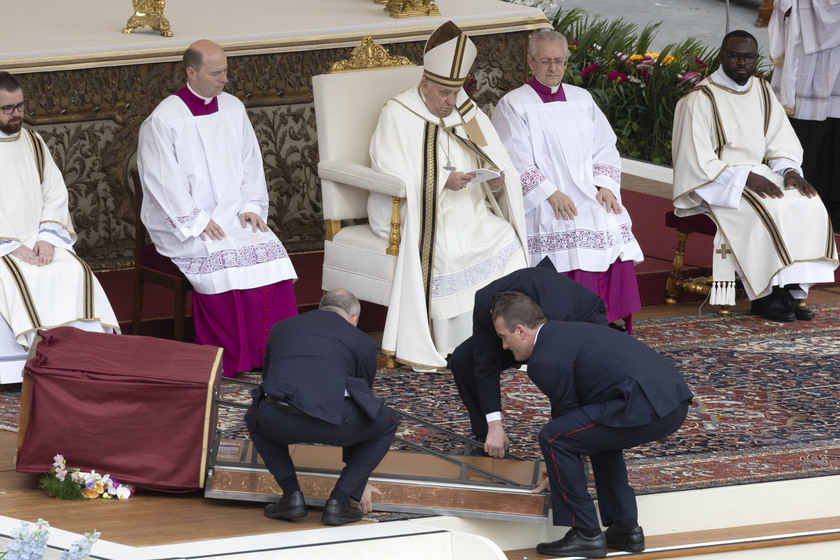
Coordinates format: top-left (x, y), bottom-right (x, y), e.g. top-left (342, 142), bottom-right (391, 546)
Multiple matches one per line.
top-left (387, 196), bottom-right (401, 256)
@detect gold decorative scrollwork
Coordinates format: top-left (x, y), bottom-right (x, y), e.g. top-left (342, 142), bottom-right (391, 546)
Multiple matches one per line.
top-left (384, 0), bottom-right (441, 19)
top-left (328, 37), bottom-right (414, 73)
top-left (122, 0), bottom-right (174, 37)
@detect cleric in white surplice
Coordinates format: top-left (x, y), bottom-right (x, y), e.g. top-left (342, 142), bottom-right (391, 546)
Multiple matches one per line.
top-left (367, 21), bottom-right (528, 371)
top-left (0, 72), bottom-right (119, 385)
top-left (138, 40), bottom-right (298, 378)
top-left (491, 29), bottom-right (644, 332)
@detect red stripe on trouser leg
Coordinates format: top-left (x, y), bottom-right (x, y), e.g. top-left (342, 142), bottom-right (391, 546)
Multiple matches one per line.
top-left (546, 422), bottom-right (598, 528)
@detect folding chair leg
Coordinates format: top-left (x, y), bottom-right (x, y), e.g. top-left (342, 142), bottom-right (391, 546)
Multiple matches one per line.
top-left (173, 281), bottom-right (188, 342)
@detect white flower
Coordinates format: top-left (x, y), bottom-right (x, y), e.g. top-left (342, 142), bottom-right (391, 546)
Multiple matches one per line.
top-left (116, 485), bottom-right (132, 499)
top-left (53, 454), bottom-right (65, 468)
top-left (55, 467), bottom-right (68, 481)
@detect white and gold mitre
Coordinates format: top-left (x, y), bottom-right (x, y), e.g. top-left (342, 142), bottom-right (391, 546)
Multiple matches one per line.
top-left (422, 20), bottom-right (477, 88)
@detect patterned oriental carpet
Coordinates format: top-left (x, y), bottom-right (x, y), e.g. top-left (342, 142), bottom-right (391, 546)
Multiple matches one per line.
top-left (3, 305), bottom-right (839, 496)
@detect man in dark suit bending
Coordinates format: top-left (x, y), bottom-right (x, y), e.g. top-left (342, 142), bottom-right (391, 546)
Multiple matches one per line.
top-left (449, 257), bottom-right (608, 458)
top-left (245, 289), bottom-right (400, 526)
top-left (492, 292), bottom-right (692, 558)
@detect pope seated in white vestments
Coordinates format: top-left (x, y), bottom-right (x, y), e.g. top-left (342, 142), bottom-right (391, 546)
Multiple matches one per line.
top-left (0, 72), bottom-right (120, 385)
top-left (138, 40), bottom-right (298, 378)
top-left (672, 30), bottom-right (838, 322)
top-left (492, 30), bottom-right (644, 332)
top-left (367, 21), bottom-right (528, 371)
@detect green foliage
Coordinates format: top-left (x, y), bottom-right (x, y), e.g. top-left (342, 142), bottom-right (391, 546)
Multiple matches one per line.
top-left (545, 7), bottom-right (771, 165)
top-left (39, 471), bottom-right (87, 501)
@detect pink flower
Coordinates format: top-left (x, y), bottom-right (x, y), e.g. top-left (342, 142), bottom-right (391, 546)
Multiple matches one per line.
top-left (608, 71), bottom-right (628, 83)
top-left (678, 71), bottom-right (701, 87)
top-left (581, 63), bottom-right (599, 78)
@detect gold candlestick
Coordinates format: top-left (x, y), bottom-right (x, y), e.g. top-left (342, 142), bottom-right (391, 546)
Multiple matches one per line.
top-left (384, 0), bottom-right (441, 18)
top-left (122, 0), bottom-right (174, 37)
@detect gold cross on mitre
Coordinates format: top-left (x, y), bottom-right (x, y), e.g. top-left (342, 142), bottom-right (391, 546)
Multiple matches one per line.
top-left (716, 243), bottom-right (732, 259)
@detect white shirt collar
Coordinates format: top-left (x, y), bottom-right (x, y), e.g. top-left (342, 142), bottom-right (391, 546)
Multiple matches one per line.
top-left (187, 83), bottom-right (214, 105)
top-left (533, 322), bottom-right (545, 345)
top-left (711, 67), bottom-right (751, 92)
top-left (535, 78), bottom-right (562, 95)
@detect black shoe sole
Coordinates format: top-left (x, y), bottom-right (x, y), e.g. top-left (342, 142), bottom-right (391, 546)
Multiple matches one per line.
top-left (607, 541), bottom-right (645, 553)
top-left (535, 547), bottom-right (607, 558)
top-left (264, 506), bottom-right (306, 520)
top-left (749, 309), bottom-right (795, 322)
top-left (322, 513), bottom-right (363, 526)
top-left (265, 509), bottom-right (306, 520)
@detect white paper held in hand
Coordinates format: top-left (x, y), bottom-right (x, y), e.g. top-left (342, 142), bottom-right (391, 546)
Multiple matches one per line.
top-left (468, 168), bottom-right (501, 183)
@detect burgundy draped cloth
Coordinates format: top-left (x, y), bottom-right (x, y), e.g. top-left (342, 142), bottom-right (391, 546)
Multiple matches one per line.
top-left (16, 327), bottom-right (222, 492)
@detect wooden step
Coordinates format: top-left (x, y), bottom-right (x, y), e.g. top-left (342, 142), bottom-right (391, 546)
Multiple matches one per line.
top-left (206, 438), bottom-right (548, 522)
top-left (504, 516), bottom-right (840, 559)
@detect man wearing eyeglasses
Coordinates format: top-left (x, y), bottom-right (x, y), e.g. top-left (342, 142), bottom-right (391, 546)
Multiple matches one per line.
top-left (0, 71), bottom-right (120, 386)
top-left (492, 29), bottom-right (644, 334)
top-left (673, 30), bottom-right (838, 322)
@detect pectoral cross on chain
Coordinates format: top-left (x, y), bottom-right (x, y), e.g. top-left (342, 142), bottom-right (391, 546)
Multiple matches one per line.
top-left (716, 243), bottom-right (732, 260)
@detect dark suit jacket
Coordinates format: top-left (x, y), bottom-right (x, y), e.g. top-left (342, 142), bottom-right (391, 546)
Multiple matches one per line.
top-left (528, 321), bottom-right (693, 428)
top-left (473, 257), bottom-right (608, 415)
top-left (261, 310), bottom-right (383, 426)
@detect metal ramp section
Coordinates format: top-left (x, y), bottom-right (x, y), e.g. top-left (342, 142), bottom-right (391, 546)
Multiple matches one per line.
top-left (205, 379), bottom-right (549, 522)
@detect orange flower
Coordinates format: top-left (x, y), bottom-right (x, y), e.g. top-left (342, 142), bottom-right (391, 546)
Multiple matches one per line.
top-left (82, 488), bottom-right (101, 499)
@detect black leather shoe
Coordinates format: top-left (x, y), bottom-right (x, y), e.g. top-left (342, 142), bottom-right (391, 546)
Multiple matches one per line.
top-left (605, 524), bottom-right (645, 552)
top-left (264, 490), bottom-right (306, 520)
top-left (321, 498), bottom-right (364, 526)
top-left (750, 291), bottom-right (795, 322)
top-left (777, 287), bottom-right (815, 320)
top-left (536, 528), bottom-right (607, 558)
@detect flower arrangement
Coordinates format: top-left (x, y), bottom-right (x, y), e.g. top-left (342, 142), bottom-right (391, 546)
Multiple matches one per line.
top-left (518, 4), bottom-right (773, 165)
top-left (38, 455), bottom-right (133, 501)
top-left (0, 518), bottom-right (99, 560)
top-left (549, 7), bottom-right (723, 164)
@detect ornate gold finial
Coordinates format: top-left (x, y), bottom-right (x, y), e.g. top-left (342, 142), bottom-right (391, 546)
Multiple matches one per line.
top-left (328, 37), bottom-right (414, 73)
top-left (384, 0), bottom-right (441, 19)
top-left (122, 0), bottom-right (174, 37)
